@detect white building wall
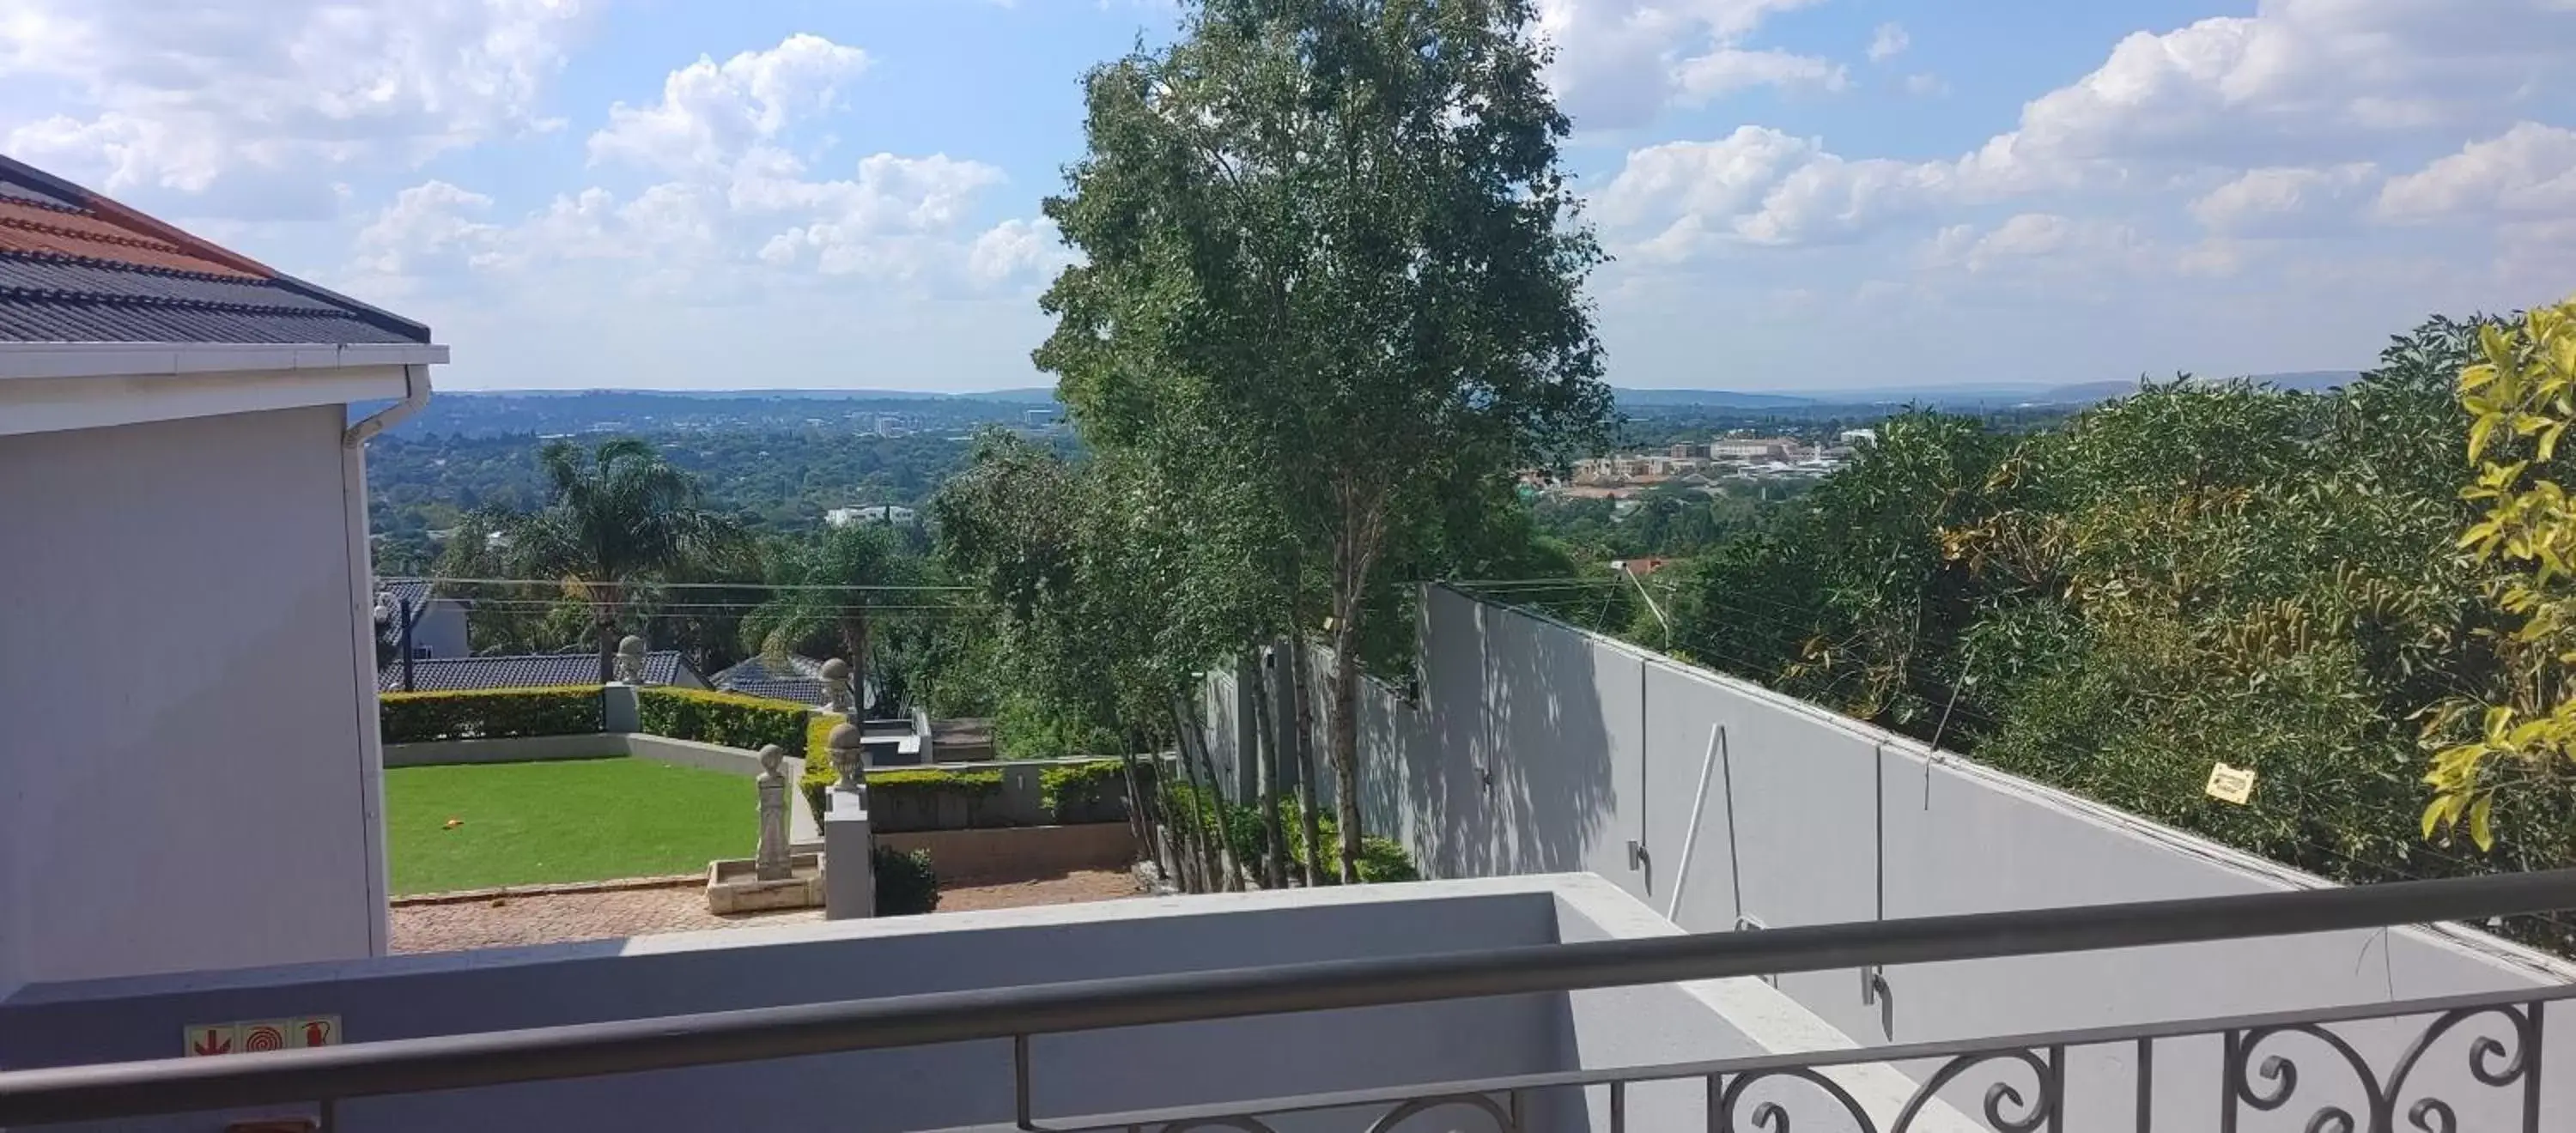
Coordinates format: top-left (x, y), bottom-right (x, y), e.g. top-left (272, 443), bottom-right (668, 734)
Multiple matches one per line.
top-left (0, 405), bottom-right (383, 993)
top-left (1218, 585), bottom-right (2576, 1129)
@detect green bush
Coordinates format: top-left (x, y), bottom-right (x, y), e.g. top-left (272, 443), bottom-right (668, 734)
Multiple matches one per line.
top-left (636, 688), bottom-right (808, 753)
top-left (1159, 782), bottom-right (1419, 885)
top-left (1039, 759), bottom-right (1143, 823)
top-left (799, 714), bottom-right (844, 819)
top-left (873, 845), bottom-right (940, 915)
top-left (380, 686), bottom-right (603, 743)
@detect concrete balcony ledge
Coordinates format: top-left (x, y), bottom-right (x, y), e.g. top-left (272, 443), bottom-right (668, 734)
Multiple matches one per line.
top-left (0, 874), bottom-right (1960, 1132)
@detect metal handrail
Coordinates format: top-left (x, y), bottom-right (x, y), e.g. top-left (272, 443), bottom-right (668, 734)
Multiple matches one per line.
top-left (4, 869), bottom-right (2575, 1125)
top-left (1021, 980), bottom-right (2576, 1131)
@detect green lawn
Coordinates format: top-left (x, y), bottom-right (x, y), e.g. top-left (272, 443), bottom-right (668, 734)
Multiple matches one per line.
top-left (385, 758), bottom-right (756, 895)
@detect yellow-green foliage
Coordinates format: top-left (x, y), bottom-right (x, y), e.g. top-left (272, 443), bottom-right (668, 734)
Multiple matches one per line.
top-left (380, 686), bottom-right (603, 742)
top-left (635, 687), bottom-right (807, 753)
top-left (2427, 299), bottom-right (2576, 849)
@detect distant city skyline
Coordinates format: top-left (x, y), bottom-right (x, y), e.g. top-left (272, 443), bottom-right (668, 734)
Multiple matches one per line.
top-left (6, 1), bottom-right (2570, 393)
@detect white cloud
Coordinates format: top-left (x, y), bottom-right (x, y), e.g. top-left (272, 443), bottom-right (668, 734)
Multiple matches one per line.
top-left (1, 0), bottom-right (592, 209)
top-left (344, 35), bottom-right (1047, 304)
top-left (1535, 0), bottom-right (1843, 130)
top-left (2379, 123), bottom-right (2576, 222)
top-left (1922, 214), bottom-right (2154, 275)
top-left (2190, 163), bottom-right (2381, 236)
top-left (967, 217), bottom-right (1077, 286)
top-left (1598, 0), bottom-right (2576, 262)
top-left (1595, 127), bottom-right (1955, 256)
top-left (1867, 23), bottom-right (1909, 64)
top-left (1674, 50), bottom-right (1847, 102)
top-left (586, 33), bottom-right (871, 174)
top-left (1971, 0), bottom-right (2576, 185)
top-left (1902, 73), bottom-right (1950, 98)
top-left (352, 181), bottom-right (501, 276)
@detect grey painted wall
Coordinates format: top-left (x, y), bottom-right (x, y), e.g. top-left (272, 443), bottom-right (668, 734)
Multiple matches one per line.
top-left (0, 407), bottom-right (383, 996)
top-left (0, 877), bottom-right (1858, 1133)
top-left (1208, 585), bottom-right (2576, 1128)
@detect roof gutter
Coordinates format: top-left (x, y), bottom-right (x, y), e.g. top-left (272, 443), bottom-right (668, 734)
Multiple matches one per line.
top-left (344, 362), bottom-right (431, 448)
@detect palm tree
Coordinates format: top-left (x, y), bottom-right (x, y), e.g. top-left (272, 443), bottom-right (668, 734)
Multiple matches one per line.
top-left (507, 439), bottom-right (750, 682)
top-left (740, 521), bottom-right (918, 717)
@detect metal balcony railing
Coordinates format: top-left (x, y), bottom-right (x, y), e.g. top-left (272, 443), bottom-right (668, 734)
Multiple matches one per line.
top-left (3, 869), bottom-right (2574, 1131)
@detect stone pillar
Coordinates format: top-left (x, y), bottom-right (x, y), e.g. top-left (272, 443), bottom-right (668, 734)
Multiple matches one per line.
top-left (600, 683), bottom-right (641, 733)
top-left (754, 745), bottom-right (792, 882)
top-left (821, 657), bottom-right (854, 715)
top-left (822, 719), bottom-right (876, 918)
top-left (823, 789), bottom-right (875, 919)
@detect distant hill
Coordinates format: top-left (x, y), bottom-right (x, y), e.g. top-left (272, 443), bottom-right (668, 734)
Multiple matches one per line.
top-left (2026, 370), bottom-right (2365, 406)
top-left (1613, 387), bottom-right (1817, 409)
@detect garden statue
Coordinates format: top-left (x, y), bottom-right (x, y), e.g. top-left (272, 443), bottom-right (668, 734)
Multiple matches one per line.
top-left (828, 721), bottom-right (866, 792)
top-left (821, 657), bottom-right (855, 715)
top-left (614, 634), bottom-right (648, 684)
top-left (754, 745), bottom-right (792, 882)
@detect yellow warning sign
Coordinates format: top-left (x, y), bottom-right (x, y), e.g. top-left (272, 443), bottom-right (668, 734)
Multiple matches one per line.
top-left (2205, 762), bottom-right (2257, 805)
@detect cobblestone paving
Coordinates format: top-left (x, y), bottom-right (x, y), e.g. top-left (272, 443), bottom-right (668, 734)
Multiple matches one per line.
top-left (391, 870), bottom-right (1144, 954)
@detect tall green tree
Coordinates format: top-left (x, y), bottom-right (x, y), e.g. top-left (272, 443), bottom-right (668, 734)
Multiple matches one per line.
top-left (741, 522), bottom-right (920, 714)
top-left (1038, 0), bottom-right (1610, 877)
top-left (505, 439), bottom-right (750, 682)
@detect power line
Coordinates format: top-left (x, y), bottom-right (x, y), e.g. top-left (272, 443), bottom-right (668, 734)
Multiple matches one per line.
top-left (391, 576), bottom-right (974, 592)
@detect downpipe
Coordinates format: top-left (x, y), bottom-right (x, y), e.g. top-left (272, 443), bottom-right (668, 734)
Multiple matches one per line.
top-left (343, 362), bottom-right (431, 447)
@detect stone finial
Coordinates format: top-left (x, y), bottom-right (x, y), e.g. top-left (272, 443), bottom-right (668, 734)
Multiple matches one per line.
top-left (614, 635), bottom-right (648, 683)
top-left (820, 657), bottom-right (855, 714)
top-left (753, 744), bottom-right (792, 882)
top-left (828, 721), bottom-right (866, 791)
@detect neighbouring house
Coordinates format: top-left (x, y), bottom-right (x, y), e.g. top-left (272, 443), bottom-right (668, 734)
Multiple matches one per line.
top-left (823, 503), bottom-right (915, 528)
top-left (0, 153), bottom-right (443, 993)
top-left (374, 579), bottom-right (471, 661)
top-left (379, 651), bottom-right (707, 694)
top-left (709, 653), bottom-right (876, 711)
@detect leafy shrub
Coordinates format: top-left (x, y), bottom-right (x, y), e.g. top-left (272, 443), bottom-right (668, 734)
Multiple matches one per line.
top-left (1160, 781), bottom-right (1419, 885)
top-left (799, 714), bottom-right (844, 819)
top-left (636, 688), bottom-right (807, 752)
top-left (380, 686), bottom-right (603, 742)
top-left (872, 845), bottom-right (940, 915)
top-left (1039, 759), bottom-right (1143, 823)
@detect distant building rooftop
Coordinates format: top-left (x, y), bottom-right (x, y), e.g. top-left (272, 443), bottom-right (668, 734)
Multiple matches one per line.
top-left (378, 651), bottom-right (693, 693)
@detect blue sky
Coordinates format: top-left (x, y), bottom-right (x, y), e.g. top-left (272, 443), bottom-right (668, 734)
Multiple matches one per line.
top-left (5, 1), bottom-right (2573, 393)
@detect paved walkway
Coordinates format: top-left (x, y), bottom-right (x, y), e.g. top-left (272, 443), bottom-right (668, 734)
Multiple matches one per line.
top-left (391, 870), bottom-right (1143, 954)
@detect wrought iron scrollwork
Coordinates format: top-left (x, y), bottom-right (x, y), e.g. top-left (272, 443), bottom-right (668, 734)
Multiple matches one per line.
top-left (1712, 1048), bottom-right (2064, 1133)
top-left (1360, 1092), bottom-right (1516, 1132)
top-left (1716, 1066), bottom-right (1880, 1131)
top-left (2223, 1002), bottom-right (2543, 1133)
top-left (1150, 999), bottom-right (2548, 1133)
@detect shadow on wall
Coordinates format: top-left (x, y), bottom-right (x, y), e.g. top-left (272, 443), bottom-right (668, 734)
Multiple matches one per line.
top-left (1354, 585), bottom-right (1615, 882)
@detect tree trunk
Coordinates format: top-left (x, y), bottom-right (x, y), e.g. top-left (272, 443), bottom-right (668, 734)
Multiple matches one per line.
top-left (1329, 616), bottom-right (1364, 883)
top-left (1172, 696), bottom-right (1240, 891)
top-left (1250, 650), bottom-right (1287, 888)
top-left (594, 606), bottom-right (618, 684)
top-left (1168, 711), bottom-right (1214, 893)
top-left (839, 613), bottom-right (872, 718)
top-left (1288, 629), bottom-right (1325, 888)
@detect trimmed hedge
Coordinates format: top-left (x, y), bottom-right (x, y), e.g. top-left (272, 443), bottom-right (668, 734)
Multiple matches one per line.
top-left (1041, 759), bottom-right (1144, 825)
top-left (636, 688), bottom-right (808, 754)
top-left (380, 686), bottom-right (603, 743)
